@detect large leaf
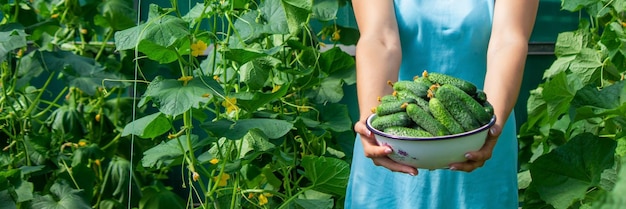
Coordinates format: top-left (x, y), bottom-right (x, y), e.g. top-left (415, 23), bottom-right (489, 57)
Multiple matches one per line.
top-left (114, 4), bottom-right (189, 63)
top-left (594, 157), bottom-right (626, 208)
top-left (41, 51), bottom-right (128, 95)
top-left (122, 112), bottom-right (170, 139)
top-left (569, 48), bottom-right (602, 84)
top-left (236, 82), bottom-right (289, 112)
top-left (317, 103), bottom-right (352, 132)
top-left (301, 155), bottom-right (349, 196)
top-left (281, 0), bottom-right (313, 35)
top-left (554, 31), bottom-right (583, 57)
top-left (530, 133), bottom-right (616, 209)
top-left (561, 0), bottom-right (597, 12)
top-left (142, 135), bottom-right (209, 168)
top-left (572, 81), bottom-right (625, 109)
top-left (139, 185), bottom-right (185, 209)
top-left (0, 190), bottom-right (17, 209)
top-left (0, 29), bottom-right (27, 63)
top-left (542, 72), bottom-right (583, 124)
top-left (310, 75), bottom-right (344, 103)
top-left (138, 76), bottom-right (222, 117)
top-left (312, 0), bottom-right (338, 22)
top-left (202, 118), bottom-right (293, 140)
top-left (95, 0), bottom-right (136, 30)
top-left (233, 0), bottom-right (289, 41)
top-left (31, 181), bottom-right (91, 209)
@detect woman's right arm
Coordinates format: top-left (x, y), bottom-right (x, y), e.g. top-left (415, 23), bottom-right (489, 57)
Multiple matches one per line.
top-left (351, 0), bottom-right (418, 175)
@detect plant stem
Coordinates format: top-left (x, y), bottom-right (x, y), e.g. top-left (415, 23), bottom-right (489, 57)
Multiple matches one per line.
top-left (95, 30), bottom-right (114, 61)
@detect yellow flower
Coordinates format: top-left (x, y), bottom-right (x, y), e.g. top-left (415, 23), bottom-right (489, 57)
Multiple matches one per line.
top-left (258, 193), bottom-right (268, 206)
top-left (213, 173), bottom-right (230, 186)
top-left (192, 172), bottom-right (200, 182)
top-left (51, 13), bottom-right (59, 19)
top-left (95, 114), bottom-right (101, 122)
top-left (213, 75), bottom-right (220, 82)
top-left (221, 97), bottom-right (239, 114)
top-left (191, 40), bottom-right (208, 57)
top-left (16, 49), bottom-right (23, 58)
top-left (78, 141), bottom-right (87, 147)
top-left (331, 29), bottom-right (341, 41)
top-left (209, 158), bottom-right (219, 165)
top-left (94, 159), bottom-right (101, 167)
top-left (271, 85), bottom-right (281, 93)
top-left (178, 75), bottom-right (193, 86)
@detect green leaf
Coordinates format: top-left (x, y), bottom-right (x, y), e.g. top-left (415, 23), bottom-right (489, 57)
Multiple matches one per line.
top-left (0, 29), bottom-right (27, 63)
top-left (31, 181), bottom-right (91, 209)
top-left (554, 31), bottom-right (583, 56)
top-left (572, 81), bottom-right (625, 109)
top-left (561, 0), bottom-right (596, 12)
top-left (101, 157), bottom-right (141, 204)
top-left (312, 0), bottom-right (338, 22)
top-left (41, 51), bottom-right (128, 95)
top-left (236, 82), bottom-right (289, 112)
top-left (139, 76), bottom-right (222, 117)
top-left (310, 75), bottom-right (344, 103)
top-left (0, 190), bottom-right (17, 209)
top-left (542, 72), bottom-right (582, 124)
top-left (233, 0), bottom-right (289, 41)
top-left (317, 103), bottom-right (352, 132)
top-left (114, 4), bottom-right (189, 62)
top-left (139, 185), bottom-right (185, 209)
top-left (202, 118), bottom-right (293, 140)
top-left (320, 47), bottom-right (355, 75)
top-left (543, 55), bottom-right (575, 79)
top-left (182, 3), bottom-right (214, 25)
top-left (569, 48), bottom-right (602, 84)
top-left (302, 155), bottom-right (350, 196)
top-left (530, 133), bottom-right (616, 209)
top-left (594, 157), bottom-right (626, 208)
top-left (294, 198), bottom-right (333, 209)
top-left (142, 135), bottom-right (209, 168)
top-left (122, 112), bottom-right (170, 139)
top-left (239, 57), bottom-right (277, 90)
top-left (239, 129), bottom-right (276, 158)
top-left (95, 0), bottom-right (136, 30)
top-left (281, 0), bottom-right (312, 35)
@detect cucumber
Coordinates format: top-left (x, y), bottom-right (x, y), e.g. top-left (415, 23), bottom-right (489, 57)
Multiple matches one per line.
top-left (434, 86), bottom-right (482, 131)
top-left (393, 80), bottom-right (429, 98)
top-left (370, 112), bottom-right (412, 131)
top-left (474, 90), bottom-right (487, 104)
top-left (483, 100), bottom-right (494, 117)
top-left (394, 90), bottom-right (421, 101)
top-left (375, 98), bottom-right (415, 116)
top-left (383, 126), bottom-right (433, 137)
top-left (425, 72), bottom-right (477, 95)
top-left (438, 84), bottom-right (492, 125)
top-left (428, 98), bottom-right (465, 134)
top-left (378, 95), bottom-right (398, 102)
top-left (405, 103), bottom-right (450, 136)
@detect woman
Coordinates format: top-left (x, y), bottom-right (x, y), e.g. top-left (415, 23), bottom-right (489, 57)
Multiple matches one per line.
top-left (346, 0), bottom-right (539, 208)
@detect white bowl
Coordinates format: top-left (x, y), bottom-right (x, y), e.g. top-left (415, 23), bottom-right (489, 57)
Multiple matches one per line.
top-left (365, 114), bottom-right (496, 170)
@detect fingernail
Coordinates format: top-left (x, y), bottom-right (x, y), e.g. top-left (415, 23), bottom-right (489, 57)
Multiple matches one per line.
top-left (367, 130), bottom-right (372, 136)
top-left (449, 166), bottom-right (458, 171)
top-left (384, 148), bottom-right (392, 154)
top-left (489, 127), bottom-right (496, 135)
top-left (409, 172), bottom-right (417, 176)
top-left (465, 153), bottom-right (471, 159)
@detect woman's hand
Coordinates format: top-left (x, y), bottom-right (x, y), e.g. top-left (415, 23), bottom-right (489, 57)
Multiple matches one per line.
top-left (354, 120), bottom-right (419, 176)
top-left (448, 124), bottom-right (502, 172)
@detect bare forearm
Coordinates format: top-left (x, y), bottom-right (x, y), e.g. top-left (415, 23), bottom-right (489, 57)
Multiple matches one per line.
top-left (356, 40), bottom-right (401, 122)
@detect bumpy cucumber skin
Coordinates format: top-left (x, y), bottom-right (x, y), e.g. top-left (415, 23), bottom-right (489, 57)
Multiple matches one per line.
top-left (438, 85), bottom-right (492, 125)
top-left (370, 112), bottom-right (412, 131)
top-left (483, 100), bottom-right (494, 116)
top-left (379, 95), bottom-right (398, 102)
top-left (375, 100), bottom-right (408, 116)
top-left (474, 90), bottom-right (487, 104)
top-left (426, 72), bottom-right (477, 95)
top-left (428, 98), bottom-right (465, 134)
top-left (393, 81), bottom-right (430, 98)
top-left (435, 86), bottom-right (482, 131)
top-left (405, 103), bottom-right (450, 136)
top-left (384, 126), bottom-right (433, 137)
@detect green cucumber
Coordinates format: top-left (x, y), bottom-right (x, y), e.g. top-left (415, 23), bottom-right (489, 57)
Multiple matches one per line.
top-left (434, 86), bottom-right (482, 131)
top-left (383, 126), bottom-right (433, 137)
top-left (438, 84), bottom-right (492, 125)
top-left (428, 98), bottom-right (465, 134)
top-left (375, 99), bottom-right (415, 116)
top-left (425, 72), bottom-right (477, 95)
top-left (370, 112), bottom-right (412, 131)
top-left (405, 103), bottom-right (450, 136)
top-left (393, 80), bottom-right (430, 98)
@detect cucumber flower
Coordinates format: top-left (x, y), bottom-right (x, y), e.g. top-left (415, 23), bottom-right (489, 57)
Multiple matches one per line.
top-left (191, 40), bottom-right (208, 57)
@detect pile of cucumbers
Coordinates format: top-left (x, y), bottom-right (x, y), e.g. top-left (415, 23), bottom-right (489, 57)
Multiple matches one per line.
top-left (370, 70), bottom-right (494, 137)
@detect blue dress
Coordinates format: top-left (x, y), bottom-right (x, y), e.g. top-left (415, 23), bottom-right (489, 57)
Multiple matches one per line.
top-left (344, 0), bottom-right (519, 208)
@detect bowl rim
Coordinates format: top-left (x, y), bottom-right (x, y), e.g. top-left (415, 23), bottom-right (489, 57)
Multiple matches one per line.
top-left (366, 113), bottom-right (497, 141)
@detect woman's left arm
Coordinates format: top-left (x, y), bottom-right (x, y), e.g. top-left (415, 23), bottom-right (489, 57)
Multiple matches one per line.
top-left (449, 0), bottom-right (539, 172)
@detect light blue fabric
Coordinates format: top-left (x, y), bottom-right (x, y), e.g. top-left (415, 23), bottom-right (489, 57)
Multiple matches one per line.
top-left (344, 0), bottom-right (519, 208)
